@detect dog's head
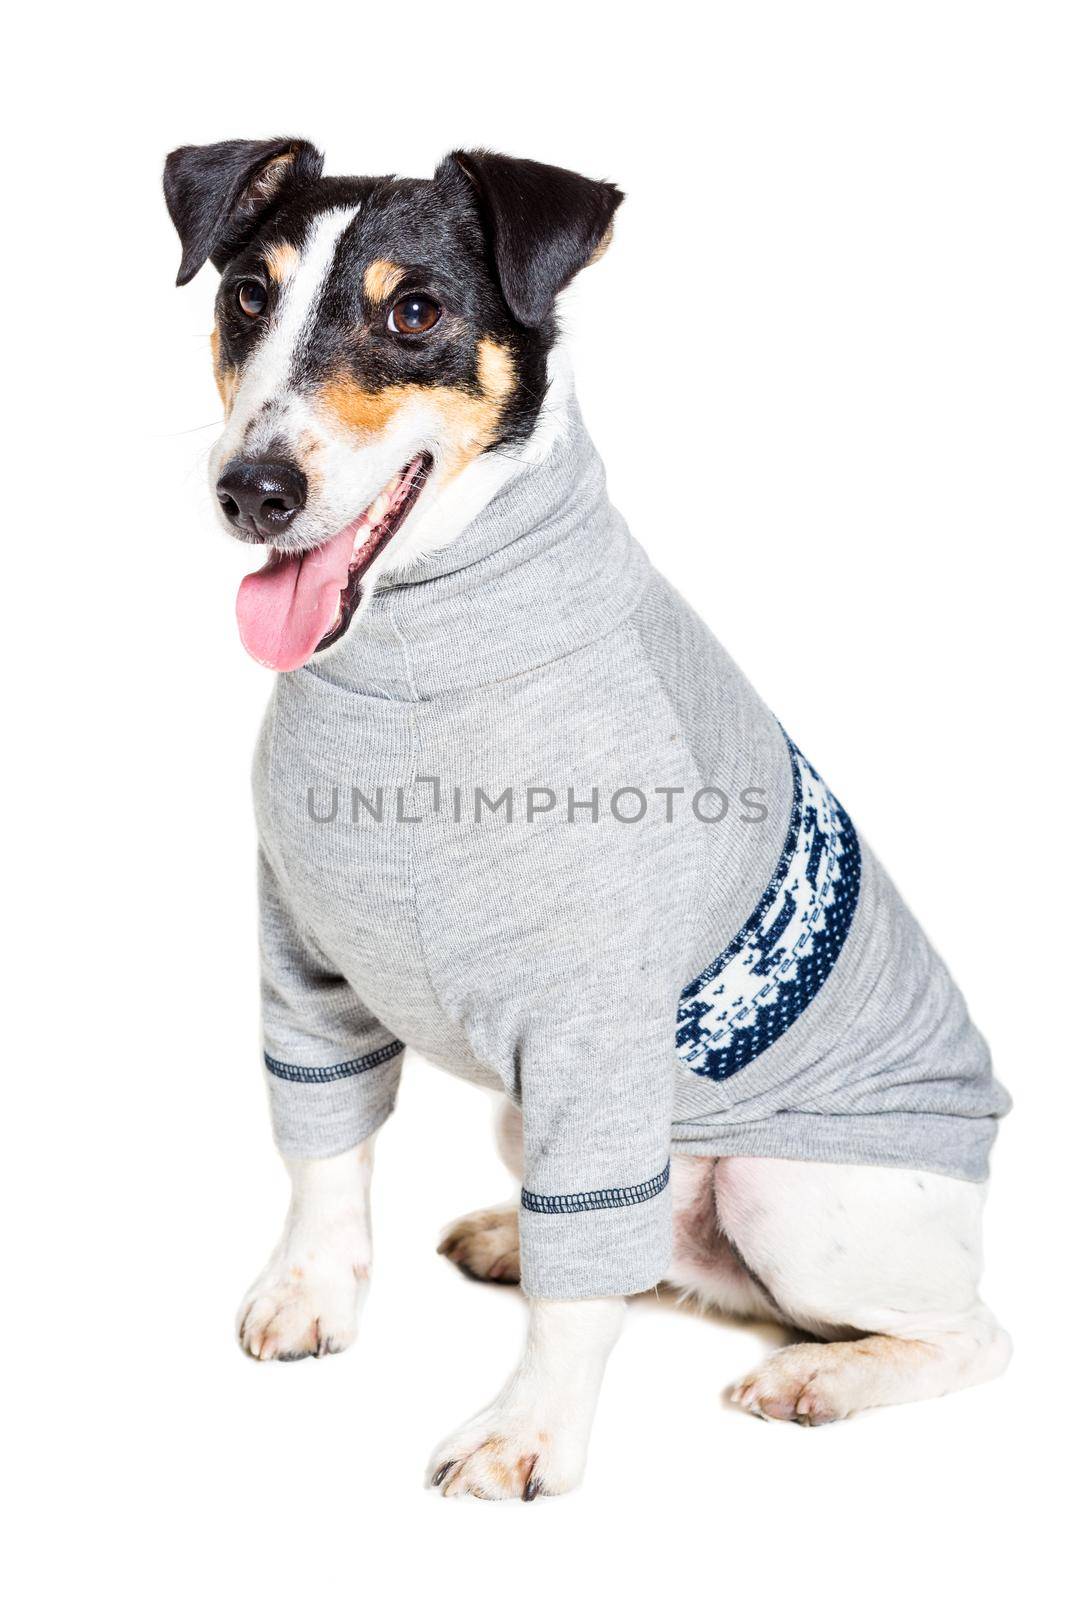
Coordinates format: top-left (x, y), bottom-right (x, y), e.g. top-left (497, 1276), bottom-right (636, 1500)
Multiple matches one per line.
top-left (164, 139), bottom-right (621, 670)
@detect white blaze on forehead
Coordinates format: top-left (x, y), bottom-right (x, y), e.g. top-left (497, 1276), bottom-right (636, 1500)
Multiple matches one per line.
top-left (225, 204), bottom-right (360, 451)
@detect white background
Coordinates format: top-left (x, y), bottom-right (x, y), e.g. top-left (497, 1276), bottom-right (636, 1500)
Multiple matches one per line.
top-left (7, 2), bottom-right (1064, 1594)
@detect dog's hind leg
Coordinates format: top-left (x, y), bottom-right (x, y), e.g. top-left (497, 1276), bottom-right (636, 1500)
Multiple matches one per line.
top-left (437, 1097), bottom-right (522, 1284)
top-left (714, 1156), bottom-right (1011, 1423)
top-left (665, 1154), bottom-right (783, 1318)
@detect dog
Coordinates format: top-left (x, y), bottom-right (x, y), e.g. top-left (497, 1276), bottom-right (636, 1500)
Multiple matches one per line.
top-left (164, 138), bottom-right (1011, 1500)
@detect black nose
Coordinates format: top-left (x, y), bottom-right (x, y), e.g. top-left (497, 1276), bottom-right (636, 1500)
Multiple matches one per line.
top-left (216, 459), bottom-right (308, 539)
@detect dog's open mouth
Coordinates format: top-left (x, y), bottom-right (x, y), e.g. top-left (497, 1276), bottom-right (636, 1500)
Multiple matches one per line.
top-left (236, 452), bottom-right (433, 671)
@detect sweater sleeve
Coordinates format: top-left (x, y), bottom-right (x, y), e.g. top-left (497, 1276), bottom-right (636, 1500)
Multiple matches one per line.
top-left (258, 847), bottom-right (403, 1158)
top-left (513, 957), bottom-right (677, 1301)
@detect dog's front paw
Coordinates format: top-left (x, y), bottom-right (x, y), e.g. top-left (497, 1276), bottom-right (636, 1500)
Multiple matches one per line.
top-left (237, 1240), bottom-right (369, 1361)
top-left (437, 1205), bottom-right (520, 1284)
top-left (427, 1409), bottom-right (586, 1501)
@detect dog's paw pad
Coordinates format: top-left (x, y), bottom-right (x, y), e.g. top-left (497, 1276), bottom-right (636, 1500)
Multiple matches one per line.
top-left (437, 1206), bottom-right (520, 1285)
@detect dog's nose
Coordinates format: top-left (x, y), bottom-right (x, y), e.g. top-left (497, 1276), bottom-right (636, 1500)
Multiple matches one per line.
top-left (216, 459), bottom-right (308, 539)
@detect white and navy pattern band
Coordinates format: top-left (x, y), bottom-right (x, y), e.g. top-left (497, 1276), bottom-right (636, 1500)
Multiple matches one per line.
top-left (264, 1040), bottom-right (403, 1083)
top-left (521, 1162), bottom-right (670, 1214)
top-left (676, 733), bottom-right (861, 1081)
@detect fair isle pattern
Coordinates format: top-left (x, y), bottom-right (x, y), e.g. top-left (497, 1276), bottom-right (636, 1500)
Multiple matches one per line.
top-left (676, 735), bottom-right (861, 1080)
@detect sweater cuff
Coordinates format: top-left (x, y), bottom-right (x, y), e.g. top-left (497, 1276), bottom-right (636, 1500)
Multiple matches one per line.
top-left (517, 1163), bottom-right (672, 1299)
top-left (264, 1041), bottom-right (403, 1158)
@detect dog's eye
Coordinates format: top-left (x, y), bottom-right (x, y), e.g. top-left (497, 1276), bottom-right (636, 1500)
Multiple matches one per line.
top-left (387, 295), bottom-right (441, 336)
top-left (236, 281), bottom-right (268, 319)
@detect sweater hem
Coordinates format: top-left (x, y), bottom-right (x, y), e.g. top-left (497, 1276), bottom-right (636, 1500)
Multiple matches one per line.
top-left (669, 1109), bottom-right (998, 1182)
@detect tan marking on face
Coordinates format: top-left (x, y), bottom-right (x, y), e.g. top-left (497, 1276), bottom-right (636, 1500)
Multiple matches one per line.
top-left (363, 259), bottom-right (406, 305)
top-left (317, 346), bottom-right (517, 483)
top-left (210, 326), bottom-right (237, 416)
top-left (476, 338), bottom-right (517, 404)
top-left (317, 380), bottom-right (408, 436)
top-left (265, 241), bottom-right (300, 284)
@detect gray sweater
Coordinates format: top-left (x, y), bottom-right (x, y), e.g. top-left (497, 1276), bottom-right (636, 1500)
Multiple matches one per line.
top-left (253, 405), bottom-right (1009, 1299)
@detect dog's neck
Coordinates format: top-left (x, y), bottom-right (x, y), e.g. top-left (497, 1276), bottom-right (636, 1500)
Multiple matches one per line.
top-left (302, 366), bottom-right (650, 702)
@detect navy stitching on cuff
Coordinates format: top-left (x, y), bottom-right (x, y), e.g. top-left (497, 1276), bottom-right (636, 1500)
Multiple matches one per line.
top-left (521, 1162), bottom-right (670, 1215)
top-left (264, 1040), bottom-right (403, 1084)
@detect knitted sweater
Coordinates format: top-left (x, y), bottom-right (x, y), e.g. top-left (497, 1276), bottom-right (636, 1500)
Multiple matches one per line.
top-left (252, 405), bottom-right (1009, 1299)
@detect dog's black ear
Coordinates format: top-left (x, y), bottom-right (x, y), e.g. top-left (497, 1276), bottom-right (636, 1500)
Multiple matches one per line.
top-left (163, 137), bottom-right (324, 287)
top-left (438, 149), bottom-right (623, 328)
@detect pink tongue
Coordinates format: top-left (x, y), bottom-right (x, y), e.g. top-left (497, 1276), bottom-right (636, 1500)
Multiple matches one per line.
top-left (236, 522), bottom-right (360, 672)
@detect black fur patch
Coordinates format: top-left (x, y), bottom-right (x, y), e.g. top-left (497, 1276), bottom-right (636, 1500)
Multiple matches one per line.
top-left (439, 150), bottom-right (623, 327)
top-left (164, 138), bottom-right (324, 287)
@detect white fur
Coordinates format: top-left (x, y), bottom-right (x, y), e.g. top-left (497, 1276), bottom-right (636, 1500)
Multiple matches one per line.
top-left (237, 1140), bottom-right (374, 1361)
top-left (427, 1297), bottom-right (624, 1499)
top-left (708, 1154), bottom-right (1011, 1422)
top-left (211, 204), bottom-right (360, 492)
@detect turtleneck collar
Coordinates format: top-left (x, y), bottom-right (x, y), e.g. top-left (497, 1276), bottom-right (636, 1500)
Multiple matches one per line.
top-left (300, 399), bottom-right (650, 701)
